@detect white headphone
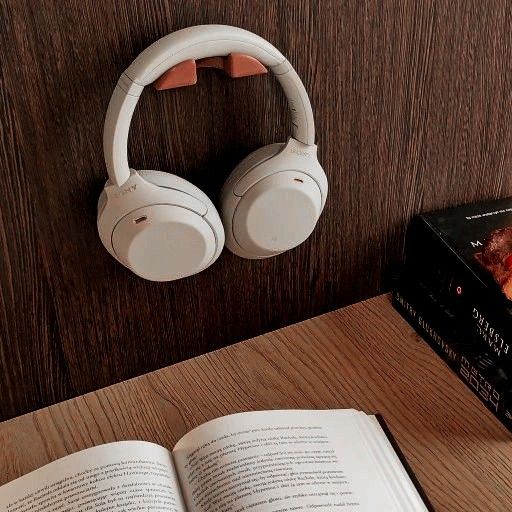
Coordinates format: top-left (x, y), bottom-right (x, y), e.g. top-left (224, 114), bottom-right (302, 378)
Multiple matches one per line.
top-left (98, 25), bottom-right (328, 281)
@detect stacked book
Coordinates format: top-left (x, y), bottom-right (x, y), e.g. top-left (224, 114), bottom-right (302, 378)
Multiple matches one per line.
top-left (393, 197), bottom-right (512, 431)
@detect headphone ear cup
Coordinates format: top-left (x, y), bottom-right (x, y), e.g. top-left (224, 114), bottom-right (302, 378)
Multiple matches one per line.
top-left (220, 140), bottom-right (327, 260)
top-left (98, 170), bottom-right (225, 281)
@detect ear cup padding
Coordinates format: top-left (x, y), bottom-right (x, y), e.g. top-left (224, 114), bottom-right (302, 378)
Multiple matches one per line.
top-left (221, 143), bottom-right (286, 194)
top-left (139, 169), bottom-right (214, 207)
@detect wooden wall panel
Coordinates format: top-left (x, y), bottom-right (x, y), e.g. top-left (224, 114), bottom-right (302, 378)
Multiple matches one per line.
top-left (0, 0), bottom-right (511, 420)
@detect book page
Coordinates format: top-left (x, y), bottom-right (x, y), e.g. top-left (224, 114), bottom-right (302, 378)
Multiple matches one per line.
top-left (0, 441), bottom-right (186, 512)
top-left (355, 413), bottom-right (428, 511)
top-left (172, 410), bottom-right (408, 512)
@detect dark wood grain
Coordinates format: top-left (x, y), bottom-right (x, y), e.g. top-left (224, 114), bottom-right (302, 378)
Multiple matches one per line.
top-left (1, 295), bottom-right (511, 511)
top-left (0, 0), bottom-right (511, 420)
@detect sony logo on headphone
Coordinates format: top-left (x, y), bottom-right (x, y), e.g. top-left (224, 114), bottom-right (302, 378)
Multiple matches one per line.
top-left (112, 184), bottom-right (137, 198)
top-left (291, 146), bottom-right (311, 158)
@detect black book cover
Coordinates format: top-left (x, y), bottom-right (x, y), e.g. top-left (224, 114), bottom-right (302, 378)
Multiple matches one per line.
top-left (393, 197), bottom-right (512, 431)
top-left (401, 197), bottom-right (512, 366)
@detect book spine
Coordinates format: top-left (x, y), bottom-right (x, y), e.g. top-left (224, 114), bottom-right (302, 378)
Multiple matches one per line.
top-left (393, 287), bottom-right (512, 432)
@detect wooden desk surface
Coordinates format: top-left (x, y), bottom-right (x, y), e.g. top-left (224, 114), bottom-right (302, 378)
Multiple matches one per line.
top-left (1, 294), bottom-right (510, 509)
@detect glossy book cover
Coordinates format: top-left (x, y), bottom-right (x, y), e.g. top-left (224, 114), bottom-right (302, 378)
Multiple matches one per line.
top-left (423, 197), bottom-right (512, 304)
top-left (394, 197), bottom-right (512, 431)
top-left (402, 197), bottom-right (512, 365)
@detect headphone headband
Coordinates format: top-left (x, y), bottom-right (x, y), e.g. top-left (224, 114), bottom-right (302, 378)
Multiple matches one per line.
top-left (104, 25), bottom-right (316, 186)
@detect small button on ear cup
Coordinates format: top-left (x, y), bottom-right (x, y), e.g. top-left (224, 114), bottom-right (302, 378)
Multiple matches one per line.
top-left (112, 204), bottom-right (218, 282)
top-left (230, 171), bottom-right (322, 258)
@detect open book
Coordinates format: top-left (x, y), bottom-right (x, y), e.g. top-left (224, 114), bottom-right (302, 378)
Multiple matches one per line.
top-left (1, 410), bottom-right (429, 511)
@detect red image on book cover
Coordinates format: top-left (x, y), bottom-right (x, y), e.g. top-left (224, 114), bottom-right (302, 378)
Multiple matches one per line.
top-left (475, 227), bottom-right (512, 301)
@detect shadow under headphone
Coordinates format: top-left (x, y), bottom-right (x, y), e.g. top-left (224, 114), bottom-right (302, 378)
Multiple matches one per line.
top-left (98, 25), bottom-right (328, 281)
